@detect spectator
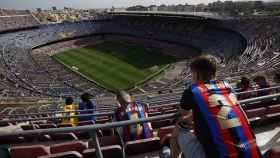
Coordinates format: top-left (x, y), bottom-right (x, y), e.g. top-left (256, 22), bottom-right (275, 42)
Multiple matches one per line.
top-left (273, 73), bottom-right (280, 93)
top-left (62, 97), bottom-right (78, 126)
top-left (176, 55), bottom-right (262, 158)
top-left (253, 75), bottom-right (270, 96)
top-left (237, 77), bottom-right (253, 99)
top-left (78, 93), bottom-right (96, 122)
top-left (170, 108), bottom-right (205, 158)
top-left (115, 91), bottom-right (153, 141)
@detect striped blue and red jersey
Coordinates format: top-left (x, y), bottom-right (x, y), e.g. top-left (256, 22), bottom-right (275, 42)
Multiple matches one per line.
top-left (180, 80), bottom-right (262, 158)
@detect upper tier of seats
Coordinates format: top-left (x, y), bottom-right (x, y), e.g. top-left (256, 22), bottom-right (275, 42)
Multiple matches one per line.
top-left (0, 15), bottom-right (40, 32)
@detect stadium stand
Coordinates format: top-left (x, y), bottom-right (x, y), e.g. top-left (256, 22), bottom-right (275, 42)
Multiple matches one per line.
top-left (0, 12), bottom-right (280, 158)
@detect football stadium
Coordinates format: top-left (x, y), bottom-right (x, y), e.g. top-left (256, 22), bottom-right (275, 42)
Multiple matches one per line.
top-left (0, 1), bottom-right (279, 158)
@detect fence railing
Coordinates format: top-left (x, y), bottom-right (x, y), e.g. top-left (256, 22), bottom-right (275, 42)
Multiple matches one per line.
top-left (0, 93), bottom-right (280, 158)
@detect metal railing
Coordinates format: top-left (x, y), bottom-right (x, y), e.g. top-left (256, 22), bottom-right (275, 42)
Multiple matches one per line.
top-left (3, 85), bottom-right (280, 118)
top-left (0, 112), bottom-right (115, 124)
top-left (0, 93), bottom-right (280, 158)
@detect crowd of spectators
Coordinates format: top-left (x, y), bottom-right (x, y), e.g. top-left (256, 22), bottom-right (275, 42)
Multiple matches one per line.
top-left (0, 15), bottom-right (40, 32)
top-left (0, 14), bottom-right (279, 101)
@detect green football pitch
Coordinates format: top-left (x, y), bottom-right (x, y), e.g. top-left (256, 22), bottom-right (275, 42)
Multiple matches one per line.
top-left (53, 41), bottom-right (176, 91)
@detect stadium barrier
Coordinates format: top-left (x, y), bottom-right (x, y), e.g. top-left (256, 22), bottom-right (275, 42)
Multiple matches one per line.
top-left (0, 93), bottom-right (280, 158)
top-left (3, 85), bottom-right (280, 119)
top-left (147, 85), bottom-right (280, 105)
top-left (0, 112), bottom-right (115, 124)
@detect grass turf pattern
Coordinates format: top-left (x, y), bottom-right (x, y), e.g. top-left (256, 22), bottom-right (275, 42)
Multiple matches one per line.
top-left (53, 41), bottom-right (176, 91)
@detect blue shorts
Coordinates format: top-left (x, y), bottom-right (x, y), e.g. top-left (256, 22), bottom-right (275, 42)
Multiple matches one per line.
top-left (177, 128), bottom-right (205, 158)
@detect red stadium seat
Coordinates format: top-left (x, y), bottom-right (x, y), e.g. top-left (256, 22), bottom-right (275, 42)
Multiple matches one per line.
top-left (10, 145), bottom-right (50, 158)
top-left (77, 121), bottom-right (95, 126)
top-left (124, 137), bottom-right (160, 156)
top-left (157, 125), bottom-right (175, 147)
top-left (49, 132), bottom-right (78, 141)
top-left (38, 151), bottom-right (83, 158)
top-left (83, 145), bottom-right (123, 158)
top-left (75, 121), bottom-right (95, 139)
top-left (151, 119), bottom-right (173, 129)
top-left (245, 107), bottom-right (266, 123)
top-left (89, 136), bottom-right (122, 148)
top-left (148, 111), bottom-right (162, 117)
top-left (57, 123), bottom-right (73, 128)
top-left (164, 108), bottom-right (178, 114)
top-left (50, 141), bottom-right (88, 154)
top-left (266, 104), bottom-right (280, 120)
top-left (39, 124), bottom-right (57, 129)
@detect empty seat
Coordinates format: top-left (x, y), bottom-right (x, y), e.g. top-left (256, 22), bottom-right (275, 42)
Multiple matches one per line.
top-left (157, 125), bottom-right (175, 146)
top-left (89, 136), bottom-right (122, 148)
top-left (75, 121), bottom-right (95, 139)
top-left (38, 151), bottom-right (83, 158)
top-left (50, 141), bottom-right (88, 154)
top-left (264, 145), bottom-right (280, 158)
top-left (57, 123), bottom-right (73, 128)
top-left (148, 111), bottom-right (162, 117)
top-left (125, 137), bottom-right (160, 156)
top-left (39, 124), bottom-right (57, 129)
top-left (83, 145), bottom-right (123, 158)
top-left (266, 104), bottom-right (280, 119)
top-left (10, 145), bottom-right (50, 158)
top-left (245, 107), bottom-right (266, 123)
top-left (49, 132), bottom-right (78, 141)
top-left (164, 109), bottom-right (178, 114)
top-left (151, 119), bottom-right (173, 129)
top-left (77, 121), bottom-right (94, 126)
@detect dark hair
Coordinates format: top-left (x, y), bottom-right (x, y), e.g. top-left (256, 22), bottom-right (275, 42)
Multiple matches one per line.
top-left (65, 97), bottom-right (73, 105)
top-left (80, 93), bottom-right (91, 102)
top-left (190, 55), bottom-right (217, 81)
top-left (274, 73), bottom-right (280, 82)
top-left (253, 76), bottom-right (266, 82)
top-left (116, 91), bottom-right (131, 106)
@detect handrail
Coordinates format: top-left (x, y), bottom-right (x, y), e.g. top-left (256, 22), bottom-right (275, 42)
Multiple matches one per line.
top-left (0, 113), bottom-right (179, 137)
top-left (0, 112), bottom-right (115, 124)
top-left (1, 92), bottom-right (280, 132)
top-left (4, 85), bottom-right (280, 117)
top-left (1, 93), bottom-right (280, 158)
top-left (146, 85), bottom-right (280, 105)
top-left (6, 108), bottom-right (115, 117)
top-left (237, 85), bottom-right (280, 95)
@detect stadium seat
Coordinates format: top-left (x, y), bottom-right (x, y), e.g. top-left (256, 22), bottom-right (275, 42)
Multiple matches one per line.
top-left (157, 125), bottom-right (175, 147)
top-left (50, 141), bottom-right (88, 154)
top-left (164, 108), bottom-right (178, 114)
top-left (39, 123), bottom-right (57, 129)
top-left (266, 104), bottom-right (280, 120)
top-left (151, 119), bottom-right (173, 129)
top-left (38, 151), bottom-right (83, 158)
top-left (49, 132), bottom-right (78, 141)
top-left (89, 135), bottom-right (123, 148)
top-left (77, 121), bottom-right (95, 126)
top-left (57, 123), bottom-right (73, 128)
top-left (124, 137), bottom-right (160, 156)
top-left (10, 145), bottom-right (50, 158)
top-left (75, 121), bottom-right (95, 139)
top-left (245, 107), bottom-right (266, 123)
top-left (263, 145), bottom-right (280, 158)
top-left (148, 111), bottom-right (162, 117)
top-left (83, 145), bottom-right (123, 158)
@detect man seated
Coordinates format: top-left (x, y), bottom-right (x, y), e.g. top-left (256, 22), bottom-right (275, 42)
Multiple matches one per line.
top-left (253, 75), bottom-right (270, 96)
top-left (172, 55), bottom-right (262, 158)
top-left (62, 97), bottom-right (78, 126)
top-left (115, 91), bottom-right (153, 142)
top-left (78, 93), bottom-right (96, 122)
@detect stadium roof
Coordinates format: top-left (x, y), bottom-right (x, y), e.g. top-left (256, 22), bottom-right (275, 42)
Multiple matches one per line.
top-left (109, 11), bottom-right (227, 20)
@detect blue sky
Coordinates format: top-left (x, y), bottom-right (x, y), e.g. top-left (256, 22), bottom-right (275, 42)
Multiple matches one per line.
top-left (0, 0), bottom-right (276, 10)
